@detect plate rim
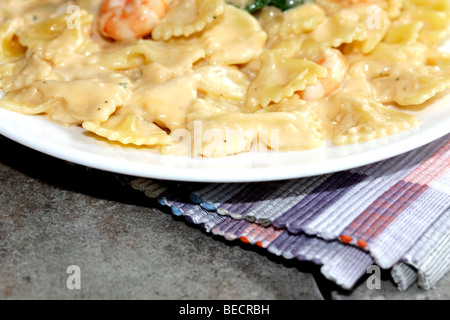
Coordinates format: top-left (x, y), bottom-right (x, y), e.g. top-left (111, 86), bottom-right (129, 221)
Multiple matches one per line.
top-left (1, 108), bottom-right (449, 183)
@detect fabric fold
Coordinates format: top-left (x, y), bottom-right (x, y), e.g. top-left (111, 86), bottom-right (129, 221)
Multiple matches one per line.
top-left (131, 134), bottom-right (450, 291)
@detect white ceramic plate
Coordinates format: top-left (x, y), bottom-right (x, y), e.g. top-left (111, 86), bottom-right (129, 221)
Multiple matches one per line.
top-left (1, 91), bottom-right (449, 183)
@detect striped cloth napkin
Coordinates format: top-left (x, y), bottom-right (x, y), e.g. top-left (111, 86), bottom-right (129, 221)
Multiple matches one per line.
top-left (131, 134), bottom-right (450, 291)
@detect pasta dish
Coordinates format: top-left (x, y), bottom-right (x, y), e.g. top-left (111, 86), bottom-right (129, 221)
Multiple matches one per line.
top-left (0, 0), bottom-right (449, 158)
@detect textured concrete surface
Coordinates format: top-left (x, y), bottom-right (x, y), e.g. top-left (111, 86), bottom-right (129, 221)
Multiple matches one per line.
top-left (332, 276), bottom-right (450, 300)
top-left (0, 135), bottom-right (448, 300)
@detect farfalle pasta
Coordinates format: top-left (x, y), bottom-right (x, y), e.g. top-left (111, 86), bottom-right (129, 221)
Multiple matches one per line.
top-left (330, 94), bottom-right (419, 145)
top-left (0, 0), bottom-right (449, 158)
top-left (151, 0), bottom-right (225, 40)
top-left (246, 50), bottom-right (327, 110)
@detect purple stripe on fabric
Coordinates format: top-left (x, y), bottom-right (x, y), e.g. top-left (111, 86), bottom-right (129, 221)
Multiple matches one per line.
top-left (211, 218), bottom-right (240, 235)
top-left (310, 241), bottom-right (342, 265)
top-left (271, 174), bottom-right (346, 229)
top-left (296, 237), bottom-right (326, 263)
top-left (281, 234), bottom-right (309, 259)
top-left (248, 175), bottom-right (330, 222)
top-left (272, 171), bottom-right (367, 233)
top-left (342, 181), bottom-right (408, 235)
top-left (217, 181), bottom-right (287, 217)
top-left (183, 213), bottom-right (197, 224)
top-left (340, 180), bottom-right (429, 245)
top-left (365, 184), bottom-right (430, 242)
top-left (223, 220), bottom-right (253, 241)
top-left (321, 245), bottom-right (374, 290)
top-left (168, 200), bottom-right (197, 215)
top-left (267, 231), bottom-right (292, 254)
top-left (288, 172), bottom-right (368, 233)
top-left (287, 234), bottom-right (319, 260)
top-left (272, 232), bottom-right (299, 254)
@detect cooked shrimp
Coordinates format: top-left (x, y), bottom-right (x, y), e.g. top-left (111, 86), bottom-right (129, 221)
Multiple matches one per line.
top-left (300, 48), bottom-right (348, 101)
top-left (98, 0), bottom-right (171, 41)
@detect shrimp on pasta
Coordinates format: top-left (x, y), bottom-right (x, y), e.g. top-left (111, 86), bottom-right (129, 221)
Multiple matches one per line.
top-left (97, 0), bottom-right (171, 41)
top-left (301, 48), bottom-right (349, 101)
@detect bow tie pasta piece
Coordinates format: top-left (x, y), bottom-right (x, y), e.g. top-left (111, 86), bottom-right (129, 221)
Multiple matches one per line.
top-left (104, 5), bottom-right (266, 68)
top-left (99, 40), bottom-right (205, 82)
top-left (151, 0), bottom-right (225, 41)
top-left (383, 0), bottom-right (405, 19)
top-left (314, 0), bottom-right (343, 14)
top-left (342, 42), bottom-right (427, 100)
top-left (316, 0), bottom-right (404, 19)
top-left (193, 4), bottom-right (267, 65)
top-left (274, 2), bottom-right (390, 56)
top-left (257, 4), bottom-right (326, 51)
top-left (0, 4), bottom-right (9, 17)
top-left (128, 64), bottom-right (249, 134)
top-left (181, 96), bottom-right (246, 156)
top-left (383, 20), bottom-right (424, 45)
top-left (259, 93), bottom-right (308, 111)
top-left (82, 108), bottom-right (172, 147)
top-left (372, 67), bottom-right (450, 106)
top-left (427, 50), bottom-right (450, 68)
top-left (195, 66), bottom-right (250, 101)
top-left (289, 1), bottom-right (394, 57)
top-left (246, 50), bottom-right (327, 111)
top-left (16, 10), bottom-right (93, 66)
top-left (130, 73), bottom-right (199, 132)
top-left (340, 61), bottom-right (379, 101)
top-left (187, 96), bottom-right (244, 122)
top-left (300, 9), bottom-right (368, 56)
top-left (256, 6), bottom-right (285, 47)
top-left (271, 8), bottom-right (368, 61)
top-left (187, 100), bottom-right (322, 157)
top-left (401, 0), bottom-right (450, 45)
top-left (99, 41), bottom-right (205, 70)
top-left (0, 18), bottom-right (25, 62)
top-left (0, 0), bottom-right (44, 11)
top-left (131, 65), bottom-right (248, 131)
top-left (278, 3), bottom-right (327, 37)
top-left (343, 4), bottom-right (391, 54)
top-left (0, 54), bottom-right (53, 93)
top-left (0, 78), bottom-right (130, 125)
top-left (331, 95), bottom-right (419, 145)
top-left (83, 66), bottom-right (249, 154)
top-left (365, 42), bottom-right (427, 63)
top-left (348, 42), bottom-right (450, 106)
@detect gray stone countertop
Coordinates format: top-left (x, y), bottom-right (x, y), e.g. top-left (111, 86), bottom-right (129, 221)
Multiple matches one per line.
top-left (0, 135), bottom-right (448, 300)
